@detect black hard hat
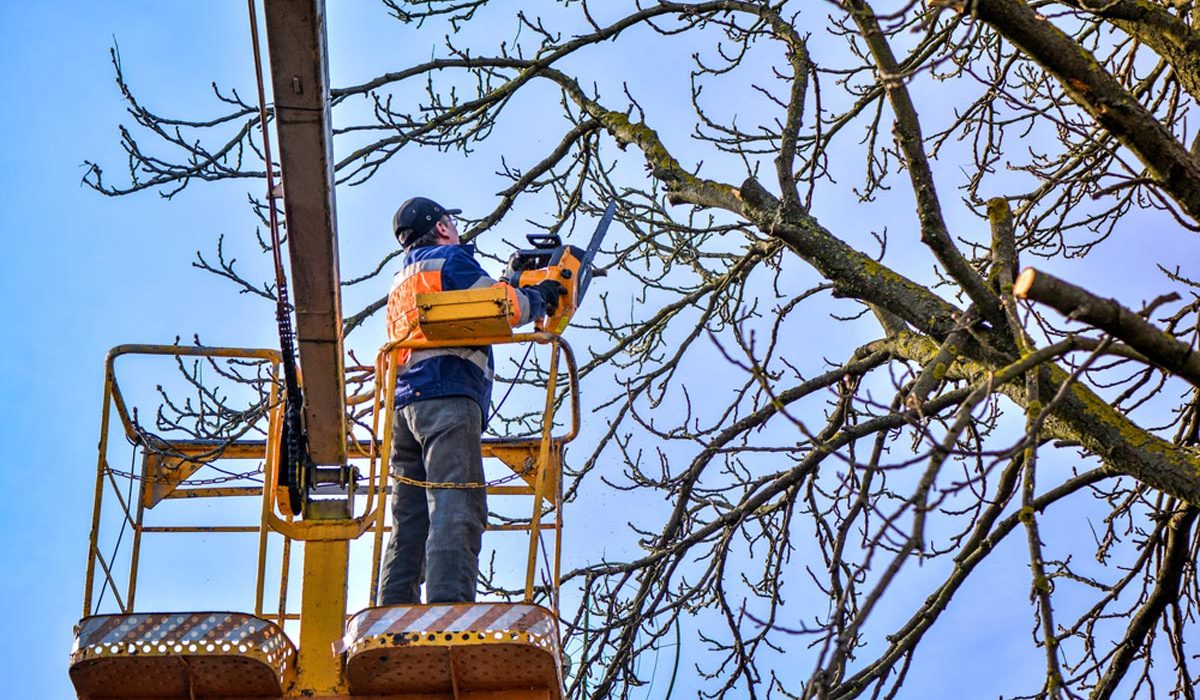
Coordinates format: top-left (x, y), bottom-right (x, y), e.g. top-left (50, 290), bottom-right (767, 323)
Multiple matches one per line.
top-left (393, 197), bottom-right (462, 246)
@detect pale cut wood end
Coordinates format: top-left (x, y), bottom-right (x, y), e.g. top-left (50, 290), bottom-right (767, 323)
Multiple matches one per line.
top-left (1012, 267), bottom-right (1037, 299)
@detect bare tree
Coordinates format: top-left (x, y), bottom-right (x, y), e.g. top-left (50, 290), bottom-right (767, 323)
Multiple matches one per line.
top-left (88, 1), bottom-right (1200, 698)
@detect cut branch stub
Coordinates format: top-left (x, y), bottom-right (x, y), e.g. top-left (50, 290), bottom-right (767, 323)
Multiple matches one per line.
top-left (1013, 267), bottom-right (1200, 388)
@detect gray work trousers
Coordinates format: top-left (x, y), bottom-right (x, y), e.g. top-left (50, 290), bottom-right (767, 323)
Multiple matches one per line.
top-left (378, 396), bottom-right (487, 605)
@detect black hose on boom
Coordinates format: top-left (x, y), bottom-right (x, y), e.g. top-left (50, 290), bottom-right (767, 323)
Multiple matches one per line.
top-left (248, 0), bottom-right (308, 516)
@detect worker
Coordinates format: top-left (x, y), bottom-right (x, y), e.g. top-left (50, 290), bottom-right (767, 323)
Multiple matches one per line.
top-left (379, 196), bottom-right (565, 605)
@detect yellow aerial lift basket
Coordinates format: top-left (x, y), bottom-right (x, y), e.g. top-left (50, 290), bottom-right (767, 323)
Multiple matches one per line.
top-left (71, 296), bottom-right (580, 700)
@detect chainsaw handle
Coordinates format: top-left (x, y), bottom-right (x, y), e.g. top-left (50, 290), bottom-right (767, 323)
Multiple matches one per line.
top-left (525, 233), bottom-right (562, 249)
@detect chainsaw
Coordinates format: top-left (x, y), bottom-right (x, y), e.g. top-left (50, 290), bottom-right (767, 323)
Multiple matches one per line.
top-left (502, 201), bottom-right (616, 334)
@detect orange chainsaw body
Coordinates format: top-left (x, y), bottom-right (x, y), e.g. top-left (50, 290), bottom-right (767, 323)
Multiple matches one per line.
top-left (511, 245), bottom-right (586, 335)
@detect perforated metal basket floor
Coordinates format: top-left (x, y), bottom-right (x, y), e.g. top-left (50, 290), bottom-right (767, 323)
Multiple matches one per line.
top-left (339, 603), bottom-right (563, 697)
top-left (70, 612), bottom-right (296, 699)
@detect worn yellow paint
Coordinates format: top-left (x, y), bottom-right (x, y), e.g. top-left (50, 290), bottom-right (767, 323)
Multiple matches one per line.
top-left (296, 538), bottom-right (350, 695)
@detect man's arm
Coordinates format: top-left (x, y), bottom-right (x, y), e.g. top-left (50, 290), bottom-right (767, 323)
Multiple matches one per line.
top-left (441, 247), bottom-right (560, 327)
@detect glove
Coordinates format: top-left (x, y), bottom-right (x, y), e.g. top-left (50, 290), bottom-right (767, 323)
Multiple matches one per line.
top-left (526, 280), bottom-right (567, 316)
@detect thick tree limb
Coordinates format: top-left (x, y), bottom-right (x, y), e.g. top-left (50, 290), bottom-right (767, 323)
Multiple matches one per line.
top-left (965, 0), bottom-right (1200, 223)
top-left (1014, 267), bottom-right (1200, 387)
top-left (548, 68), bottom-right (744, 211)
top-left (1067, 0), bottom-right (1200, 103)
top-left (737, 178), bottom-right (963, 339)
top-left (554, 72), bottom-right (969, 342)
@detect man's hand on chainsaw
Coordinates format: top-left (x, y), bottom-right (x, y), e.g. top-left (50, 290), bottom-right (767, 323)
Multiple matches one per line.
top-left (525, 280), bottom-right (568, 316)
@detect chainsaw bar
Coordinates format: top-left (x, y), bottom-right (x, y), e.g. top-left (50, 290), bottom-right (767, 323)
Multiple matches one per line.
top-left (577, 201), bottom-right (616, 302)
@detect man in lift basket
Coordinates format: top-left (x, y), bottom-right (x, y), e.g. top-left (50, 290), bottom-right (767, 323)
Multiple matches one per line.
top-left (379, 196), bottom-right (564, 606)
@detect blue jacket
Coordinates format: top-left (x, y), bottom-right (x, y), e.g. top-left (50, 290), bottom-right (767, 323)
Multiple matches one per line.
top-left (385, 244), bottom-right (547, 416)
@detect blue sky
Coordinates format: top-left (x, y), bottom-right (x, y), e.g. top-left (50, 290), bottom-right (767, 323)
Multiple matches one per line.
top-left (0, 4), bottom-right (608, 694)
top-left (0, 4), bottom-right (277, 694)
top-left (3, 3), bottom-right (1198, 699)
